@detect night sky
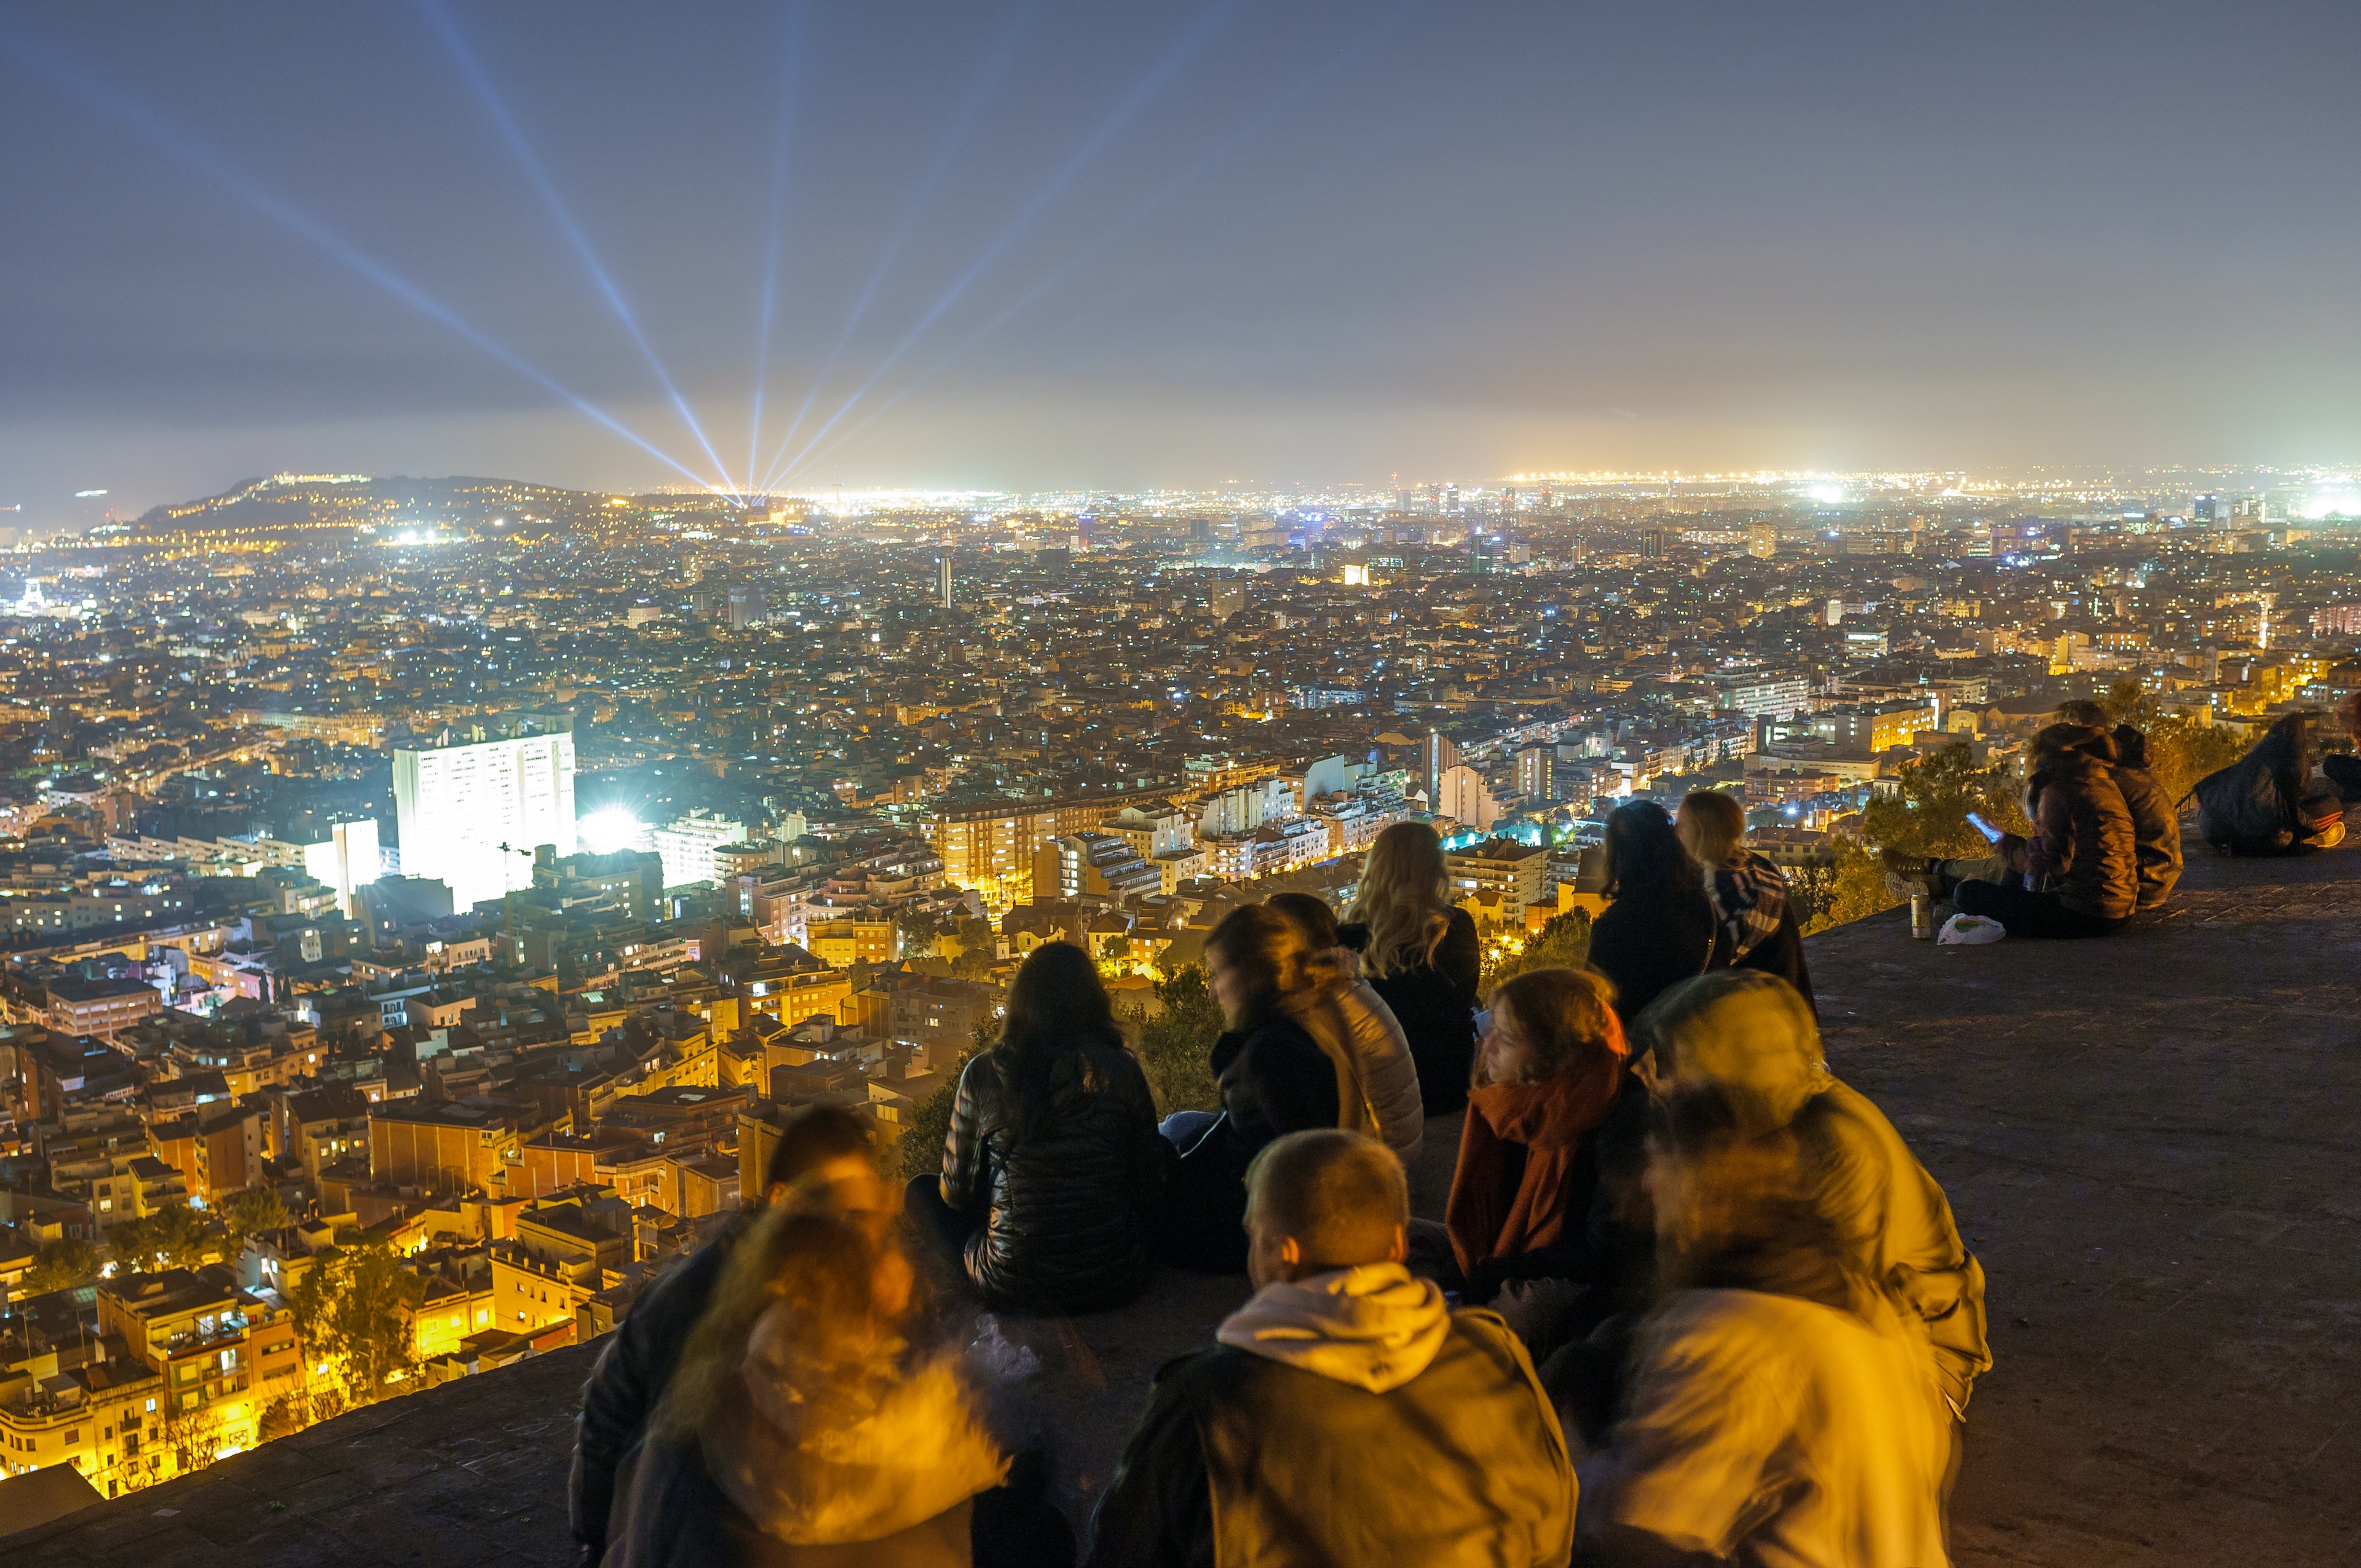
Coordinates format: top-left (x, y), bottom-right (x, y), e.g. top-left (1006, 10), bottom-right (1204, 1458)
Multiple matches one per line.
top-left (4, 1), bottom-right (2358, 522)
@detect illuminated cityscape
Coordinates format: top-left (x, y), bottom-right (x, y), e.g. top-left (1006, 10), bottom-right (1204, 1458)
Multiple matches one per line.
top-left (1, 2), bottom-right (2358, 1559)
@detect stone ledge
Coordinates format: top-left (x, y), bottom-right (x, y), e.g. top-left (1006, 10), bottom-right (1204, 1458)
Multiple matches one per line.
top-left (12, 844), bottom-right (2360, 1567)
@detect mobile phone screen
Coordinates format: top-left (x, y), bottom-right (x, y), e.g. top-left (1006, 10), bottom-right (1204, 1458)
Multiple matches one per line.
top-left (1966, 811), bottom-right (2001, 843)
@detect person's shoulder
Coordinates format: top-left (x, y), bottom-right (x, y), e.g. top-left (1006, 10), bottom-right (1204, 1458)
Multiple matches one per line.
top-left (1444, 905), bottom-right (1479, 938)
top-left (1337, 921), bottom-right (1372, 952)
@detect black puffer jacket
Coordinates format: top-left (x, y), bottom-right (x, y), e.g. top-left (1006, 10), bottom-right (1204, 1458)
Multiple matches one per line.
top-left (2006, 724), bottom-right (2136, 919)
top-left (940, 1039), bottom-right (1169, 1313)
top-left (2109, 743), bottom-right (2183, 911)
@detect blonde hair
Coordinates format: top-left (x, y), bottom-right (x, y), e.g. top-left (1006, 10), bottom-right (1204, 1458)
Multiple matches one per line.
top-left (1675, 790), bottom-right (1747, 870)
top-left (1343, 822), bottom-right (1453, 980)
top-left (1482, 967), bottom-right (1622, 1085)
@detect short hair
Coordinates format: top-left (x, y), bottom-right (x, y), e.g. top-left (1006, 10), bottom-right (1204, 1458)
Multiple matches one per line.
top-left (764, 1103), bottom-right (871, 1192)
top-left (1484, 967), bottom-right (1621, 1084)
top-left (1243, 1129), bottom-right (1407, 1270)
top-left (1676, 790), bottom-right (1747, 869)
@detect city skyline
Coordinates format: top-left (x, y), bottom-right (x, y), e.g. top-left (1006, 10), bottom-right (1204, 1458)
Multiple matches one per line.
top-left (7, 2), bottom-right (2361, 527)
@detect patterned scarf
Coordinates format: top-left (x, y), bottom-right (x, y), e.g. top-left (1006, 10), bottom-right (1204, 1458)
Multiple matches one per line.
top-left (1706, 852), bottom-right (1788, 962)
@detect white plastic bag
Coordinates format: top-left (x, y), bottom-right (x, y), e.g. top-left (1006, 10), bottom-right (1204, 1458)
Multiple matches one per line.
top-left (1937, 913), bottom-right (2006, 946)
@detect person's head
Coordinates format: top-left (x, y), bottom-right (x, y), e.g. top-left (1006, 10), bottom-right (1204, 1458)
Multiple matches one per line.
top-left (657, 1204), bottom-right (916, 1438)
top-left (1204, 903), bottom-right (1318, 1028)
top-left (1264, 891), bottom-right (1340, 949)
top-left (1343, 823), bottom-right (1453, 979)
top-left (1601, 799), bottom-right (1695, 898)
top-left (1632, 970), bottom-right (1825, 1138)
top-left (1480, 967), bottom-right (1624, 1085)
top-left (2336, 689), bottom-right (2361, 745)
top-left (2029, 721), bottom-right (2115, 774)
top-left (1242, 1128), bottom-right (1409, 1288)
top-left (2112, 723), bottom-right (2150, 770)
top-left (1645, 1093), bottom-right (1869, 1317)
top-left (2054, 697), bottom-right (2111, 728)
top-left (998, 941), bottom-right (1122, 1131)
top-left (1674, 790), bottom-right (1748, 871)
top-left (762, 1103), bottom-right (876, 1208)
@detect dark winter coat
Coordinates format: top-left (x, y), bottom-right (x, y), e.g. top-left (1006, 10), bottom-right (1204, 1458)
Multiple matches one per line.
top-left (572, 1216), bottom-right (747, 1565)
top-left (1084, 1310), bottom-right (1575, 1568)
top-left (1157, 1012), bottom-right (1342, 1275)
top-left (939, 1038), bottom-right (1168, 1313)
top-left (2007, 726), bottom-right (2137, 919)
top-left (1340, 906), bottom-right (1482, 1115)
top-left (1586, 885), bottom-right (1722, 1026)
top-left (1734, 898), bottom-right (1815, 1010)
top-left (2110, 757), bottom-right (2184, 909)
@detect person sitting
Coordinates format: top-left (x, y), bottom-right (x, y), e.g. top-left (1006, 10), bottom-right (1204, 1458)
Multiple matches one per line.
top-left (1576, 1099), bottom-right (1949, 1568)
top-left (571, 1104), bottom-right (884, 1567)
top-left (1585, 800), bottom-right (1723, 1023)
top-left (1339, 821), bottom-right (1482, 1115)
top-left (1157, 905), bottom-right (1344, 1273)
top-left (1637, 970), bottom-right (1990, 1481)
top-left (1402, 968), bottom-right (1631, 1311)
top-left (1676, 788), bottom-right (1814, 1007)
top-left (907, 941), bottom-right (1169, 1315)
top-left (1954, 721), bottom-right (2136, 938)
top-left (1087, 1130), bottom-right (1576, 1568)
top-left (2109, 722), bottom-right (2183, 910)
top-left (1266, 890), bottom-right (1426, 1163)
top-left (607, 1205), bottom-right (1053, 1568)
top-left (2324, 691), bottom-right (2361, 804)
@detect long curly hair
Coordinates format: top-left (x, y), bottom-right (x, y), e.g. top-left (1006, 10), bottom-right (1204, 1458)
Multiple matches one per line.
top-left (1343, 822), bottom-right (1454, 980)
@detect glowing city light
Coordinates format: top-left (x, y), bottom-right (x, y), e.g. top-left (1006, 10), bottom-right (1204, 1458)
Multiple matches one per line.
top-left (580, 808), bottom-right (644, 856)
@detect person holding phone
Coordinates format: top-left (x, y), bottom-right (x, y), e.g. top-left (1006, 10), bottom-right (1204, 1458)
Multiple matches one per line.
top-left (1950, 722), bottom-right (2137, 939)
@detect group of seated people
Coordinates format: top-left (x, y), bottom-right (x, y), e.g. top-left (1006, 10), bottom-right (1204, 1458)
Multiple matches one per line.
top-left (571, 815), bottom-right (1985, 1566)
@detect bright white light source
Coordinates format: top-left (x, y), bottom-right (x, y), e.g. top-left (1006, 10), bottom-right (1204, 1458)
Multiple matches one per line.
top-left (1803, 484), bottom-right (1847, 505)
top-left (2301, 490), bottom-right (2360, 520)
top-left (580, 809), bottom-right (643, 855)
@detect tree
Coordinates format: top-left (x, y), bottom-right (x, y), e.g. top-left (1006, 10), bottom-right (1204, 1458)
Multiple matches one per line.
top-left (893, 906), bottom-right (943, 959)
top-left (1123, 964), bottom-right (1223, 1115)
top-left (161, 1398), bottom-right (229, 1478)
top-left (1484, 908), bottom-right (1591, 991)
top-left (288, 1236), bottom-right (426, 1406)
top-left (944, 917), bottom-right (1000, 980)
top-left (2101, 677), bottom-right (2244, 807)
top-left (1799, 841), bottom-right (1911, 935)
top-left (111, 1203), bottom-right (216, 1275)
top-left (221, 1187), bottom-right (290, 1259)
top-left (19, 1237), bottom-right (101, 1295)
top-left (1857, 741), bottom-right (2031, 861)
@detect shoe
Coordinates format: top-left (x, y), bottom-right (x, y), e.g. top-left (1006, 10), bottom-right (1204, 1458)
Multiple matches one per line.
top-left (1879, 848), bottom-right (1936, 900)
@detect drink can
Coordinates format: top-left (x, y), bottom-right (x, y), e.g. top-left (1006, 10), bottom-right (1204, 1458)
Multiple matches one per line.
top-left (1910, 892), bottom-right (1933, 939)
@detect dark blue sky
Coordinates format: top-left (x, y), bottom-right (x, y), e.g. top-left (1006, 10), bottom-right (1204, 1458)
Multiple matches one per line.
top-left (4, 1), bottom-right (2358, 521)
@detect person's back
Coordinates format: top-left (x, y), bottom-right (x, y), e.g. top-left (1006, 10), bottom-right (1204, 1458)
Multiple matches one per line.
top-left (1341, 822), bottom-right (1481, 1115)
top-left (1589, 801), bottom-right (1723, 1024)
top-left (1582, 1288), bottom-right (1947, 1568)
top-left (2108, 725), bottom-right (2181, 910)
top-left (1267, 892), bottom-right (1425, 1163)
top-left (946, 1036), bottom-right (1164, 1312)
top-left (2023, 726), bottom-right (2137, 919)
top-left (1092, 1130), bottom-right (1575, 1568)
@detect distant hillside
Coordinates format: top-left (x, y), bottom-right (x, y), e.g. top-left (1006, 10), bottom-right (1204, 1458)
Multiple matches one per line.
top-left (132, 473), bottom-right (651, 534)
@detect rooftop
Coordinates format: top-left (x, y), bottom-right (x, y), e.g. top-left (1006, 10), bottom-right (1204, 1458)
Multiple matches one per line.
top-left (7, 845), bottom-right (2357, 1565)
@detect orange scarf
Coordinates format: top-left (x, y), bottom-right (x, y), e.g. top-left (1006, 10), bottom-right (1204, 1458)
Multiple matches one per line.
top-left (1445, 1035), bottom-right (1627, 1282)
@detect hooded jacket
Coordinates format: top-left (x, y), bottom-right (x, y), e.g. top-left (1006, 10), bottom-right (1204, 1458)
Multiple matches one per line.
top-left (1286, 971), bottom-right (1426, 1163)
top-left (2110, 726), bottom-right (2183, 909)
top-left (1635, 971), bottom-right (1992, 1417)
top-left (1087, 1264), bottom-right (1576, 1568)
top-left (606, 1340), bottom-right (1008, 1568)
top-left (2005, 723), bottom-right (2137, 919)
top-left (940, 1037), bottom-right (1169, 1313)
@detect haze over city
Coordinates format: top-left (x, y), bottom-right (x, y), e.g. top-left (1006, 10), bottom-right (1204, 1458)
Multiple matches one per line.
top-left (7, 2), bottom-right (2361, 526)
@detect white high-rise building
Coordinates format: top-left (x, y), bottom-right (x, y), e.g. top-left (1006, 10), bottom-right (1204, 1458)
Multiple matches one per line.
top-left (301, 818), bottom-right (382, 918)
top-left (651, 809), bottom-right (748, 889)
top-left (393, 718), bottom-right (576, 909)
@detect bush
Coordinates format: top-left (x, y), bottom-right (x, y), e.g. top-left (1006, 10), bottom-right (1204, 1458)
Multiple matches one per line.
top-left (1123, 964), bottom-right (1223, 1115)
top-left (1484, 908), bottom-right (1592, 992)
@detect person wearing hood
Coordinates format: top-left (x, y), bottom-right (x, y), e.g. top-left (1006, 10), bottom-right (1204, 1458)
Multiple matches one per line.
top-left (1954, 721), bottom-right (2136, 938)
top-left (1578, 1100), bottom-right (1950, 1568)
top-left (605, 1204), bottom-right (1060, 1568)
top-left (1267, 891), bottom-right (1426, 1164)
top-left (910, 941), bottom-right (1169, 1315)
top-left (1157, 905), bottom-right (1345, 1274)
top-left (1635, 971), bottom-right (1990, 1473)
top-left (1088, 1129), bottom-right (1576, 1568)
top-left (2108, 723), bottom-right (2183, 911)
top-left (1406, 968), bottom-right (1632, 1309)
top-left (1677, 788), bottom-right (1814, 1007)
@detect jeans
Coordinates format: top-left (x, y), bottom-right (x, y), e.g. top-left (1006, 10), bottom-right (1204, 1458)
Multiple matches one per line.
top-left (1954, 877), bottom-right (2126, 939)
top-left (1158, 1109), bottom-right (1220, 1148)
